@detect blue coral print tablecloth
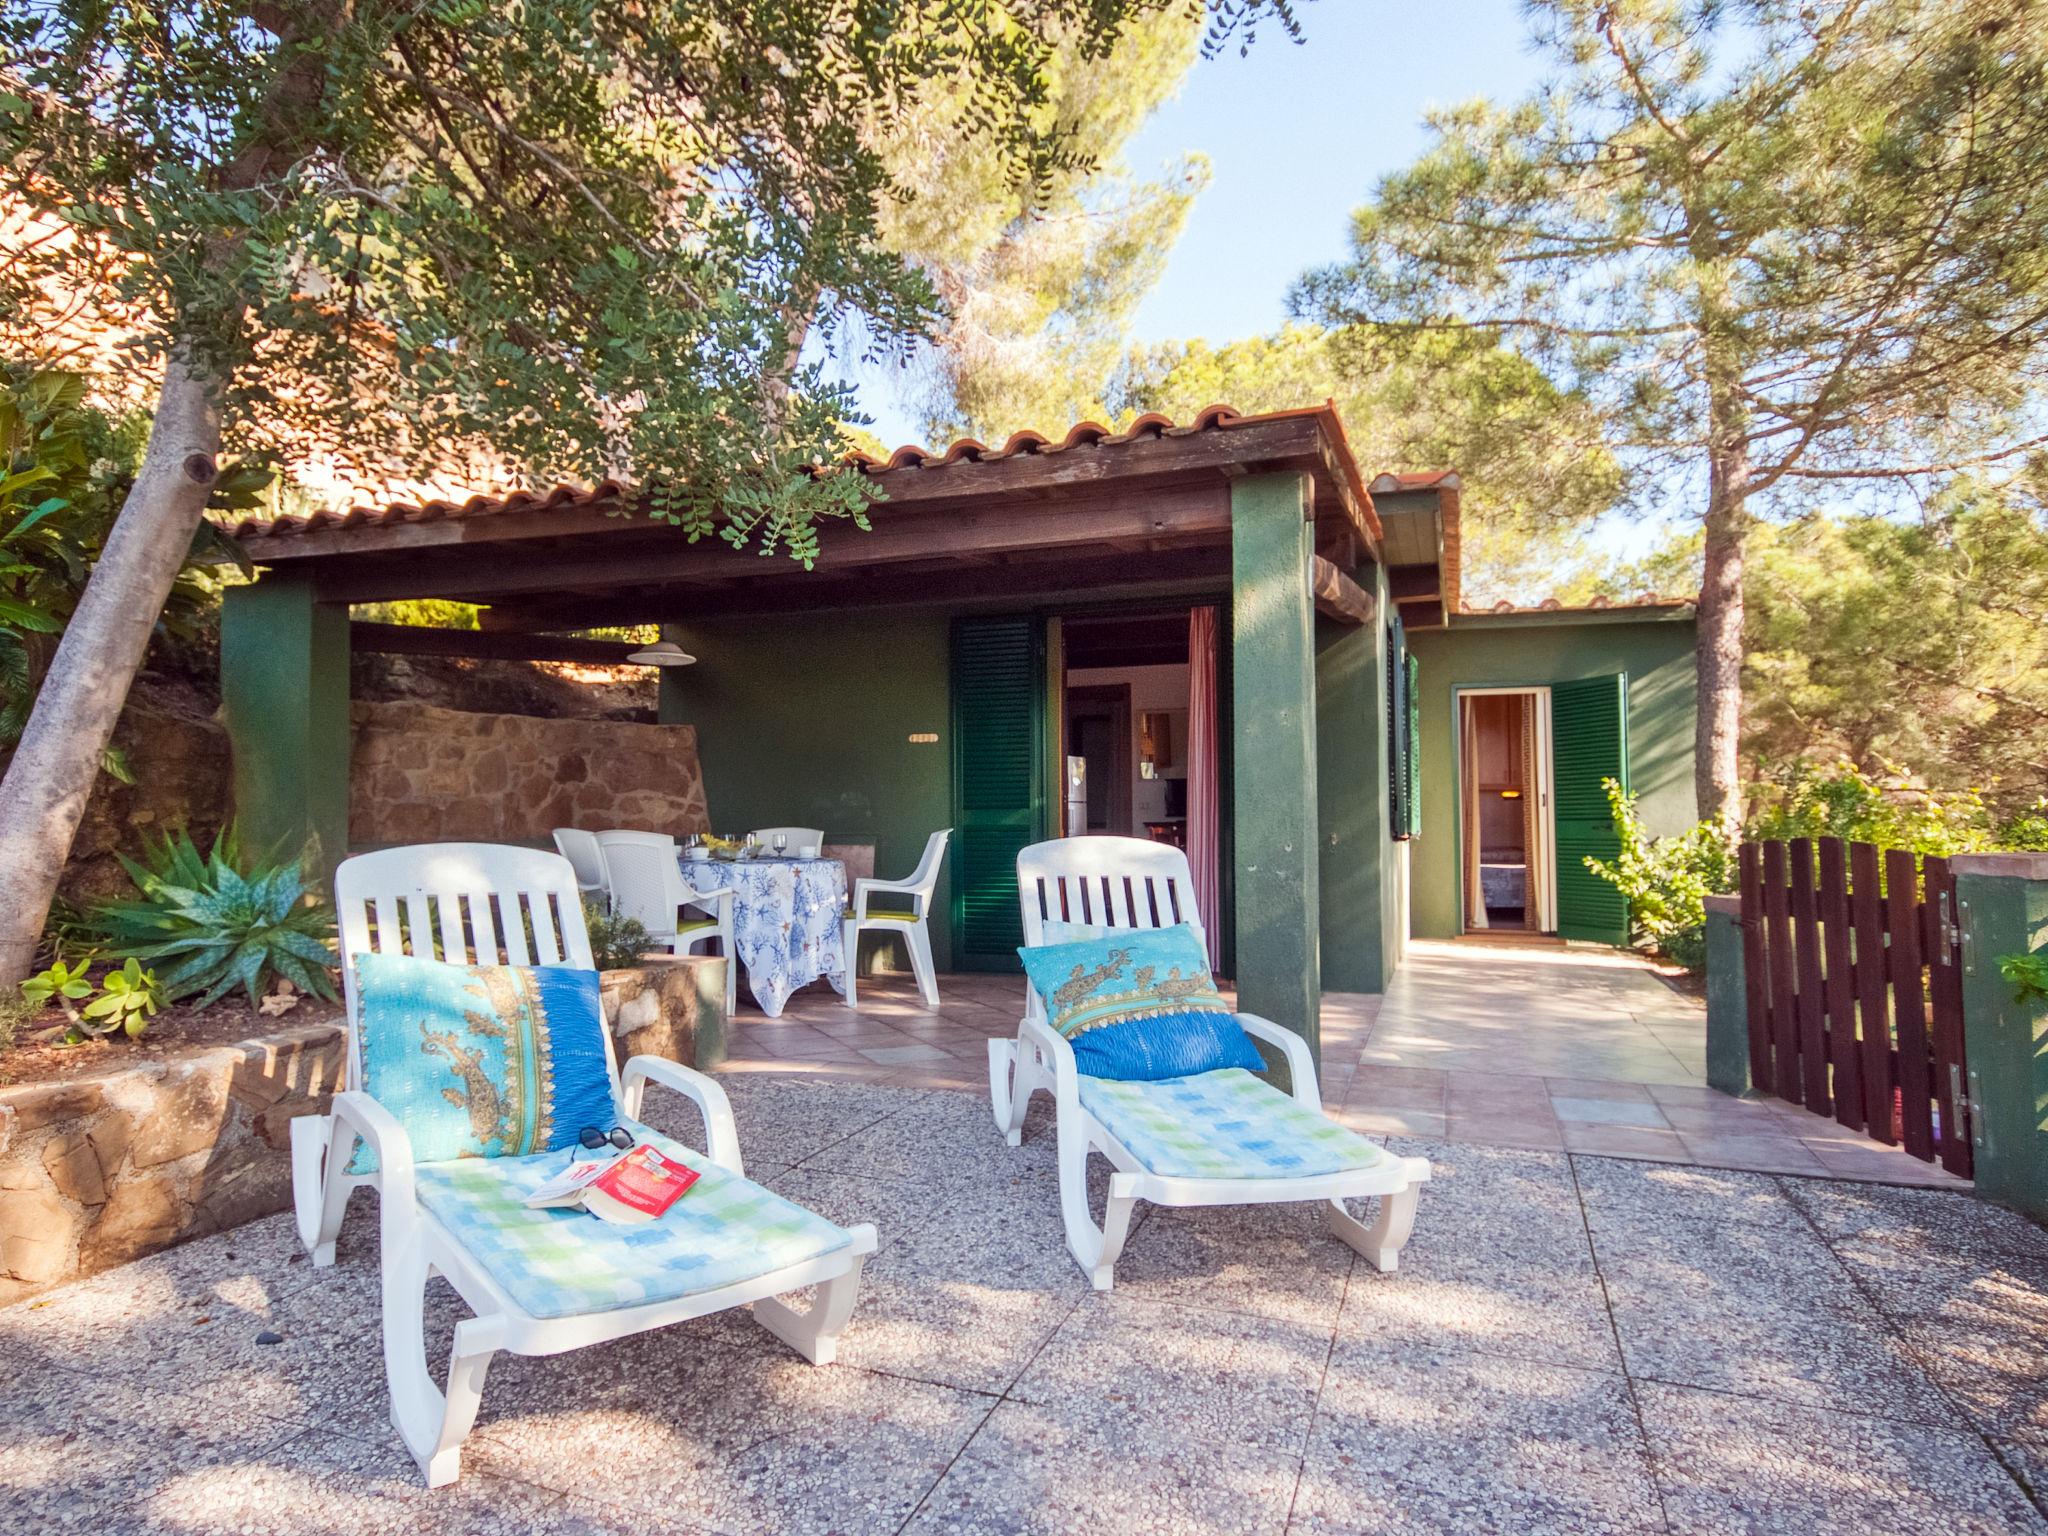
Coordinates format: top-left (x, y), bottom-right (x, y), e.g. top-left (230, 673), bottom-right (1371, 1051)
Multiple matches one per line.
top-left (676, 856), bottom-right (847, 1017)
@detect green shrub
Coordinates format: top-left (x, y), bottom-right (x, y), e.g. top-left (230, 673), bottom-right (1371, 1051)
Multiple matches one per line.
top-left (584, 901), bottom-right (654, 971)
top-left (1747, 758), bottom-right (2037, 857)
top-left (0, 990), bottom-right (33, 1052)
top-left (2002, 953), bottom-right (2048, 1008)
top-left (21, 956), bottom-right (92, 1014)
top-left (1589, 762), bottom-right (2048, 972)
top-left (78, 958), bottom-right (164, 1038)
top-left (1584, 779), bottom-right (1736, 971)
top-left (1997, 805), bottom-right (2048, 852)
top-left (91, 827), bottom-right (338, 1007)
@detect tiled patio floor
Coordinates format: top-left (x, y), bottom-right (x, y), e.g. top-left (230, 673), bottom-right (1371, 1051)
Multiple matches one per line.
top-left (735, 941), bottom-right (1966, 1188)
top-left (6, 1077), bottom-right (2043, 1533)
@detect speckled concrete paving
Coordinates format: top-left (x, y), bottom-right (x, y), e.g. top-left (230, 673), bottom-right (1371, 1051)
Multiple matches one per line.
top-left (5, 1078), bottom-right (2044, 1534)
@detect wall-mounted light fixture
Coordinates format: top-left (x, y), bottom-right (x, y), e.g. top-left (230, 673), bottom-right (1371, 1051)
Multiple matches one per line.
top-left (1499, 788), bottom-right (1522, 799)
top-left (626, 640), bottom-right (697, 667)
top-left (908, 732), bottom-right (939, 744)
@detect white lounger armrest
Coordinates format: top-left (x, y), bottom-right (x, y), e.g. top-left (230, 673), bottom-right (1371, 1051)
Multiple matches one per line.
top-left (620, 1055), bottom-right (744, 1174)
top-left (331, 1089), bottom-right (418, 1247)
top-left (1233, 1012), bottom-right (1322, 1110)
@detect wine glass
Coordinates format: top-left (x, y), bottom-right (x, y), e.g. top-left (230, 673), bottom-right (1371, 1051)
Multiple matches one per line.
top-left (772, 832), bottom-right (788, 858)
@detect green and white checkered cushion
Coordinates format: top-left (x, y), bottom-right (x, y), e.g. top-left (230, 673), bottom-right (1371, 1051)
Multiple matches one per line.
top-left (1077, 1068), bottom-right (1389, 1182)
top-left (413, 1121), bottom-right (852, 1320)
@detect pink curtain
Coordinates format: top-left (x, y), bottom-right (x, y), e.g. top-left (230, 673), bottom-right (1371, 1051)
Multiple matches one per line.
top-left (1187, 605), bottom-right (1222, 970)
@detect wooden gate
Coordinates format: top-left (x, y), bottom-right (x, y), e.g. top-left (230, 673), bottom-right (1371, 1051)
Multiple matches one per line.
top-left (1737, 838), bottom-right (1972, 1176)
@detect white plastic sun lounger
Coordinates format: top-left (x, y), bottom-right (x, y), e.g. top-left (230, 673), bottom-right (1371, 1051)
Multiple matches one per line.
top-left (988, 835), bottom-right (1429, 1290)
top-left (291, 843), bottom-right (874, 1486)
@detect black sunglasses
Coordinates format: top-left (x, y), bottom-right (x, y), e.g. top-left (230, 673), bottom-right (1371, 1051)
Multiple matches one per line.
top-left (578, 1125), bottom-right (634, 1153)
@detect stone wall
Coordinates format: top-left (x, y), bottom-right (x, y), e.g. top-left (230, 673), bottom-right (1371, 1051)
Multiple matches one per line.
top-left (0, 964), bottom-right (726, 1301)
top-left (63, 694), bottom-right (232, 904)
top-left (351, 700), bottom-right (709, 846)
top-left (0, 1023), bottom-right (345, 1304)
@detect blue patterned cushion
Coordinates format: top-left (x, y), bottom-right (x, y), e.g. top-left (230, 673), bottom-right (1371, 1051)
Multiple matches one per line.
top-left (413, 1121), bottom-right (853, 1319)
top-left (1017, 923), bottom-right (1261, 1081)
top-left (1078, 1069), bottom-right (1389, 1181)
top-left (350, 952), bottom-right (616, 1173)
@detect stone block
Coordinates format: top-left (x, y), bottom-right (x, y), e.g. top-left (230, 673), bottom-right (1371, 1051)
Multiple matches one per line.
top-left (193, 1138), bottom-right (289, 1232)
top-left (349, 699), bottom-right (708, 848)
top-left (129, 1058), bottom-right (234, 1168)
top-left (42, 1129), bottom-right (108, 1206)
top-left (0, 1185), bottom-right (81, 1284)
top-left (9, 1080), bottom-right (107, 1134)
top-left (88, 1113), bottom-right (132, 1182)
top-left (81, 1173), bottom-right (185, 1270)
top-left (600, 959), bottom-right (727, 1072)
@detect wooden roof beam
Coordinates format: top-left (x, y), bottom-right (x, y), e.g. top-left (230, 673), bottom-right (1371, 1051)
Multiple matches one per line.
top-left (313, 484), bottom-right (1231, 605)
top-left (1387, 565), bottom-right (1442, 601)
top-left (484, 544), bottom-right (1231, 630)
top-left (1310, 555), bottom-right (1378, 627)
top-left (351, 622), bottom-right (643, 664)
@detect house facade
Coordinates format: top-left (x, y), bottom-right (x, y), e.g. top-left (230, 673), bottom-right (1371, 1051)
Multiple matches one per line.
top-left (216, 404), bottom-right (1699, 1062)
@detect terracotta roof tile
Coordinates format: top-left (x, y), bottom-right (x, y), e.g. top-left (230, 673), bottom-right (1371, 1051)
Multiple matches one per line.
top-left (1468, 593), bottom-right (1695, 615)
top-left (220, 403), bottom-right (1382, 543)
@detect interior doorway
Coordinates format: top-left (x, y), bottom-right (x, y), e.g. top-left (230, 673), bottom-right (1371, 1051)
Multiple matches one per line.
top-left (1064, 684), bottom-right (1132, 835)
top-left (1057, 611), bottom-right (1193, 849)
top-left (1457, 687), bottom-right (1556, 933)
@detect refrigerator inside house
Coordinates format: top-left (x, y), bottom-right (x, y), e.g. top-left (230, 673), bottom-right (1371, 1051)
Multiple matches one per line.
top-left (1065, 755), bottom-right (1088, 838)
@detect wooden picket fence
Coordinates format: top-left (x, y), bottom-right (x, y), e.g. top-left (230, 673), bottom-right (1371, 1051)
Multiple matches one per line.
top-left (1738, 838), bottom-right (1972, 1176)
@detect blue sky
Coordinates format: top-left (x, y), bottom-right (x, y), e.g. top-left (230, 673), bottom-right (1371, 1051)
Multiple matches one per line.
top-left (853, 0), bottom-right (1550, 448)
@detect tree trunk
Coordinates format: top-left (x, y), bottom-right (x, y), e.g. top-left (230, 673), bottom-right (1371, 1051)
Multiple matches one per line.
top-left (1694, 437), bottom-right (1751, 827)
top-left (0, 358), bottom-right (224, 984)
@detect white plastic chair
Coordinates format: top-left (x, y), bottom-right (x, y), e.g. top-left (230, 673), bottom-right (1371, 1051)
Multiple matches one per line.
top-left (749, 826), bottom-right (825, 854)
top-left (551, 828), bottom-right (608, 903)
top-left (596, 829), bottom-right (738, 1016)
top-left (289, 843), bottom-right (874, 1487)
top-left (841, 828), bottom-right (950, 1009)
top-left (988, 835), bottom-right (1430, 1290)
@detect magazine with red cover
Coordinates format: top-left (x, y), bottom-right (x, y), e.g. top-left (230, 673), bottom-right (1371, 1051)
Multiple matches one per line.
top-left (581, 1145), bottom-right (701, 1223)
top-left (524, 1144), bottom-right (701, 1224)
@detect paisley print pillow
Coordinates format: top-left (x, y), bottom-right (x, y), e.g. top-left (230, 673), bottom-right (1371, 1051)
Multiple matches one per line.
top-left (348, 952), bottom-right (616, 1171)
top-left (1016, 923), bottom-right (1263, 1082)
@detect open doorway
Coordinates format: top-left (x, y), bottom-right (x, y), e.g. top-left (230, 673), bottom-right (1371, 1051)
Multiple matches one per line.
top-left (1058, 611), bottom-right (1193, 848)
top-left (1457, 687), bottom-right (1556, 933)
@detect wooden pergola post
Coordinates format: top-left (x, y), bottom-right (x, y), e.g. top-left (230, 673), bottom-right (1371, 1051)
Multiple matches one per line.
top-left (220, 575), bottom-right (352, 877)
top-left (1230, 471), bottom-right (1322, 1074)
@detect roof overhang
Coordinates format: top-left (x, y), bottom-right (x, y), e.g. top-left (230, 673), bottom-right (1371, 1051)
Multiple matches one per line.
top-left (1366, 471), bottom-right (1461, 630)
top-left (224, 405), bottom-right (1388, 630)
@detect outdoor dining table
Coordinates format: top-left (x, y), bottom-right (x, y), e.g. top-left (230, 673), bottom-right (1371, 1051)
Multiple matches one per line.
top-left (675, 852), bottom-right (848, 1017)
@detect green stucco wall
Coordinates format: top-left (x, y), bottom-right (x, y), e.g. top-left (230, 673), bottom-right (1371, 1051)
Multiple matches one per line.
top-left (659, 610), bottom-right (957, 971)
top-left (1315, 557), bottom-right (1402, 993)
top-left (1405, 611), bottom-right (1697, 941)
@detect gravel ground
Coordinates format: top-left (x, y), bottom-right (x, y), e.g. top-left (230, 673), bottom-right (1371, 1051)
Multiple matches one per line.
top-left (5, 1075), bottom-right (2045, 1534)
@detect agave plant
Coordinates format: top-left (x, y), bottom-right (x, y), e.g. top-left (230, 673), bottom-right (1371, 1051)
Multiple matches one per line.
top-left (92, 827), bottom-right (339, 1007)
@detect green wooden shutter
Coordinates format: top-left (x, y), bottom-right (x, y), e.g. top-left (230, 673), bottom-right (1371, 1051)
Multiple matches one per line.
top-left (1404, 650), bottom-right (1422, 838)
top-left (1387, 617), bottom-right (1407, 836)
top-left (950, 616), bottom-right (1044, 970)
top-left (1551, 673), bottom-right (1629, 945)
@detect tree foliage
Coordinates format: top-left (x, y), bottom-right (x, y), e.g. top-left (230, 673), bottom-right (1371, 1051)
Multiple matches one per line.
top-left (3, 1), bottom-right (1290, 555)
top-left (1294, 0), bottom-right (2048, 821)
top-left (1110, 323), bottom-right (1625, 599)
top-left (0, 0), bottom-right (1295, 987)
top-left (883, 6), bottom-right (1210, 444)
top-left (1744, 481), bottom-right (2048, 814)
top-left (0, 365), bottom-right (255, 764)
top-left (1598, 473), bottom-right (2048, 818)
